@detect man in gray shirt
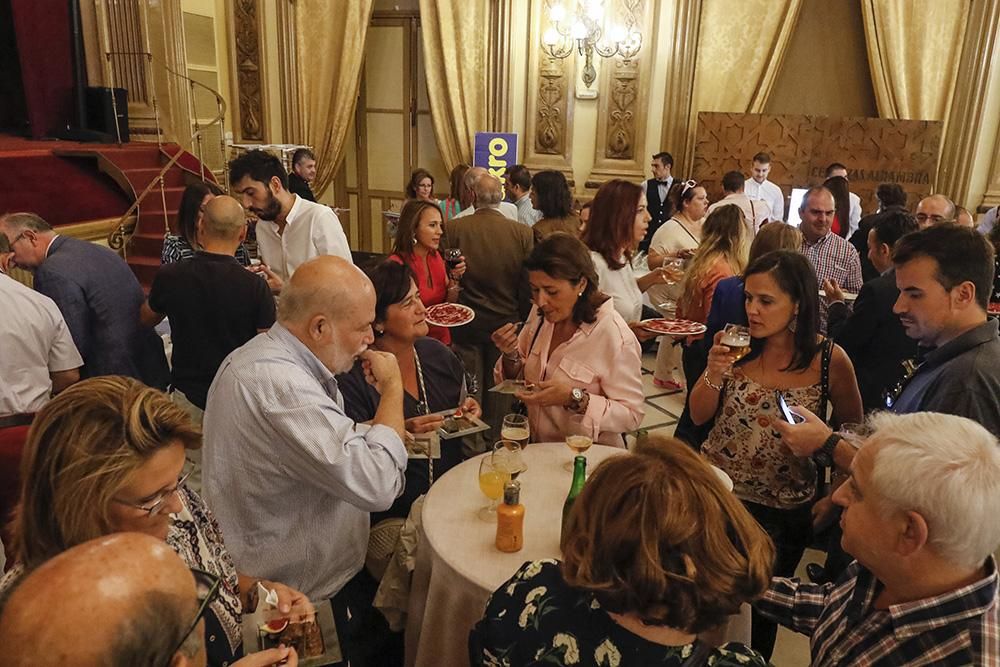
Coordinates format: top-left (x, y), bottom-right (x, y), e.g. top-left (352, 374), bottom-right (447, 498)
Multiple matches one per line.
top-left (202, 256), bottom-right (406, 664)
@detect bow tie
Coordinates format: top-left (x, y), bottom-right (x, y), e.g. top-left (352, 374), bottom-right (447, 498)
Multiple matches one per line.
top-left (657, 180), bottom-right (670, 184)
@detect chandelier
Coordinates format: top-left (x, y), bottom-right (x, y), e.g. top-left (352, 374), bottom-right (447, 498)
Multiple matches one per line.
top-left (541, 0), bottom-right (642, 89)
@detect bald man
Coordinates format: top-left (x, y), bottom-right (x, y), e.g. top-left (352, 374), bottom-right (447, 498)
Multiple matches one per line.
top-left (0, 533), bottom-right (297, 667)
top-left (452, 166), bottom-right (519, 221)
top-left (202, 255), bottom-right (405, 665)
top-left (915, 194), bottom-right (956, 228)
top-left (141, 195), bottom-right (276, 424)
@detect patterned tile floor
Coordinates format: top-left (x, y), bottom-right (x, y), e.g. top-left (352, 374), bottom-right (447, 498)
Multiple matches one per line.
top-left (638, 351), bottom-right (816, 666)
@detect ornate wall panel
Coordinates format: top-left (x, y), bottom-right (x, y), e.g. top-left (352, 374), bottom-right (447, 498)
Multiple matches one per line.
top-left (231, 0), bottom-right (266, 141)
top-left (693, 112), bottom-right (942, 213)
top-left (587, 0), bottom-right (654, 189)
top-left (523, 0), bottom-right (575, 184)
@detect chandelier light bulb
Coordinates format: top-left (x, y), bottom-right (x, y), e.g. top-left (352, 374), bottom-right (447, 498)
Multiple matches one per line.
top-left (550, 4), bottom-right (565, 23)
top-left (543, 27), bottom-right (559, 45)
top-left (571, 21), bottom-right (587, 40)
top-left (609, 24), bottom-right (627, 43)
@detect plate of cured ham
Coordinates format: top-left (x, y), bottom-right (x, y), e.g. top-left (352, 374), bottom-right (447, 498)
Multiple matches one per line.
top-left (640, 319), bottom-right (707, 336)
top-left (425, 303), bottom-right (475, 327)
top-left (988, 302), bottom-right (1000, 315)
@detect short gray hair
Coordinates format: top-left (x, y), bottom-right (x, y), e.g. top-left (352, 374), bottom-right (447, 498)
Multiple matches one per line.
top-left (472, 172), bottom-right (502, 209)
top-left (867, 411), bottom-right (1000, 568)
top-left (0, 212), bottom-right (53, 233)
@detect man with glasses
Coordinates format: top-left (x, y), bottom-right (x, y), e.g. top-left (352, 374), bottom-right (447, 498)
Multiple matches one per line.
top-left (0, 212), bottom-right (168, 388)
top-left (914, 194), bottom-right (957, 228)
top-left (0, 532), bottom-right (298, 666)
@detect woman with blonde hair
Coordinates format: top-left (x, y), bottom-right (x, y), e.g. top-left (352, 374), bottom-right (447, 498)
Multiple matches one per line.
top-left (471, 435), bottom-right (774, 666)
top-left (2, 376), bottom-right (307, 667)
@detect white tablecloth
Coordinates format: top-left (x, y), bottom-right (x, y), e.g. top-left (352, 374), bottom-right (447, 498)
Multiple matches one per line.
top-left (404, 443), bottom-right (749, 667)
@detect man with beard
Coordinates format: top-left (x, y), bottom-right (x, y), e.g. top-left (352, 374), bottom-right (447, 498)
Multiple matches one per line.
top-left (229, 150), bottom-right (351, 288)
top-left (202, 256), bottom-right (406, 665)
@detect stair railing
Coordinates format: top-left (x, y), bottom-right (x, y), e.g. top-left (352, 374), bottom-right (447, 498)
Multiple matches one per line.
top-left (103, 49), bottom-right (228, 254)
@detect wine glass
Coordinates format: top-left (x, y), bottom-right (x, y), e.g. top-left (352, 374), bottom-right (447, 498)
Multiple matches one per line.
top-left (656, 299), bottom-right (677, 320)
top-left (563, 434), bottom-right (593, 471)
top-left (478, 455), bottom-right (510, 521)
top-left (493, 440), bottom-right (527, 480)
top-left (444, 248), bottom-right (463, 276)
top-left (660, 257), bottom-right (684, 286)
top-left (720, 324), bottom-right (751, 379)
top-left (501, 414), bottom-right (530, 449)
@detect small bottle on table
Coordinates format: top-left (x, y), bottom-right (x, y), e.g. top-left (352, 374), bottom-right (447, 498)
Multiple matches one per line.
top-left (495, 480), bottom-right (525, 552)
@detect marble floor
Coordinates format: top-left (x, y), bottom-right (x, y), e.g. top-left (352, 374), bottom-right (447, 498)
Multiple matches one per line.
top-left (638, 350), bottom-right (816, 666)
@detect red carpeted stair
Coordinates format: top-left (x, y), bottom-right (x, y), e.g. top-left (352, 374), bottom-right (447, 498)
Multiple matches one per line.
top-left (54, 143), bottom-right (218, 289)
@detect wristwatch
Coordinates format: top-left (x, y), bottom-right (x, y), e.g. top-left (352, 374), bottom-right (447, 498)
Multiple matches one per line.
top-left (566, 387), bottom-right (587, 413)
top-left (813, 433), bottom-right (841, 467)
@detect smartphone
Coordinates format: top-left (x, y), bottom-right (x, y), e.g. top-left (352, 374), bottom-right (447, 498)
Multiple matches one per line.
top-left (775, 391), bottom-right (805, 424)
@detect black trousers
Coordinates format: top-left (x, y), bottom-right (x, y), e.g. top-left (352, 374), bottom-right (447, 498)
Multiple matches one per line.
top-left (329, 568), bottom-right (403, 667)
top-left (744, 500), bottom-right (812, 661)
top-left (673, 341), bottom-right (713, 450)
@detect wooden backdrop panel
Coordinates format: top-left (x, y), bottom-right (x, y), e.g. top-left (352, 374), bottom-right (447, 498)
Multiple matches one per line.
top-left (694, 113), bottom-right (942, 215)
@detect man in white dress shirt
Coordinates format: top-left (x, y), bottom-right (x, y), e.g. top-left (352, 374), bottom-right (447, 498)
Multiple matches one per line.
top-left (744, 152), bottom-right (785, 222)
top-left (640, 151), bottom-right (676, 252)
top-left (229, 150), bottom-right (352, 286)
top-left (453, 167), bottom-right (519, 222)
top-left (826, 162), bottom-right (863, 237)
top-left (202, 256), bottom-right (406, 665)
top-left (707, 170), bottom-right (771, 232)
top-left (505, 164), bottom-right (541, 227)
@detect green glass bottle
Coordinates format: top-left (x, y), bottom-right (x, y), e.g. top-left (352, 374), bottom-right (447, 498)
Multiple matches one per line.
top-left (561, 455), bottom-right (587, 541)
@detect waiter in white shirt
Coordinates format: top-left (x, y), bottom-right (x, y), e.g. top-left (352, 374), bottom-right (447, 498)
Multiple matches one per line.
top-left (229, 150), bottom-right (352, 289)
top-left (826, 162), bottom-right (862, 237)
top-left (744, 152), bottom-right (785, 222)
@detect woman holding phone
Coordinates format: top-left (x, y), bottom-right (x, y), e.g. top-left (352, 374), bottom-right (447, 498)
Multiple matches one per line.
top-left (687, 250), bottom-right (862, 661)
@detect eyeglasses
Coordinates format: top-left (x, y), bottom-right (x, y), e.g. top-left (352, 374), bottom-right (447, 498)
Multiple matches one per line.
top-left (914, 213), bottom-right (952, 225)
top-left (169, 568), bottom-right (221, 662)
top-left (680, 179), bottom-right (698, 196)
top-left (9, 231), bottom-right (28, 246)
top-left (113, 471), bottom-right (190, 517)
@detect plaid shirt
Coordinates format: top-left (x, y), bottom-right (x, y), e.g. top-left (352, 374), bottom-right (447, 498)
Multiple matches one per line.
top-left (756, 559), bottom-right (1000, 666)
top-left (801, 233), bottom-right (863, 333)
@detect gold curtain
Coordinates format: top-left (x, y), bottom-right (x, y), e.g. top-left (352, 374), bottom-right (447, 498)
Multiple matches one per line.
top-left (861, 0), bottom-right (968, 121)
top-left (693, 0), bottom-right (803, 114)
top-left (294, 0), bottom-right (374, 198)
top-left (419, 0), bottom-right (490, 170)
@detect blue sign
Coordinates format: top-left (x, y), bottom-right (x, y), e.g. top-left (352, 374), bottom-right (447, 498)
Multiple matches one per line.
top-left (474, 132), bottom-right (518, 194)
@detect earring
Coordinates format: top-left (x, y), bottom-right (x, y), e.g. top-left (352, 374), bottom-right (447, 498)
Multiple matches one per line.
top-left (787, 316), bottom-right (797, 333)
top-left (412, 237), bottom-right (417, 246)
top-left (578, 291), bottom-right (584, 297)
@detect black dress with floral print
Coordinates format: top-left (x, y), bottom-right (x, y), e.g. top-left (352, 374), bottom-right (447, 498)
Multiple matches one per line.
top-left (470, 560), bottom-right (768, 667)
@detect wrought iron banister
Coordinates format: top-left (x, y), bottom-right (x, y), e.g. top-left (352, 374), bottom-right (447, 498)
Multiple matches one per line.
top-left (104, 49), bottom-right (228, 253)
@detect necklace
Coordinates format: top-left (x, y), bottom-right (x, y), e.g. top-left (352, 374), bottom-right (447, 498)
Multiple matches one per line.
top-left (413, 349), bottom-right (434, 486)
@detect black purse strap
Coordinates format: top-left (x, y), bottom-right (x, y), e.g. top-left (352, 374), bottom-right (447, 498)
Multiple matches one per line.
top-left (817, 337), bottom-right (833, 422)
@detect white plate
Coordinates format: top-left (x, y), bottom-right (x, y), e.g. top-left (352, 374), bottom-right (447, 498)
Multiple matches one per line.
top-left (425, 303), bottom-right (475, 327)
top-left (819, 289), bottom-right (857, 302)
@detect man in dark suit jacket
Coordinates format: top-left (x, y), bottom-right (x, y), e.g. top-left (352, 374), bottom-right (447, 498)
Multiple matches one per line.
top-left (824, 210), bottom-right (919, 412)
top-left (447, 169), bottom-right (534, 445)
top-left (0, 212), bottom-right (168, 387)
top-left (639, 151), bottom-right (675, 252)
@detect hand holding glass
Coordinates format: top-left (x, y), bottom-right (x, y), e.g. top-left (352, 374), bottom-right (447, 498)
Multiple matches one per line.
top-left (720, 324), bottom-right (751, 379)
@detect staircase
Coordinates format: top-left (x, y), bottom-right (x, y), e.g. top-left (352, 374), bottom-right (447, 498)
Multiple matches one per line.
top-left (55, 143), bottom-right (218, 289)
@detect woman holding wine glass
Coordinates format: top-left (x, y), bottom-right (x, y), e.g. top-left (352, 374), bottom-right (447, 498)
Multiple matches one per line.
top-left (688, 250), bottom-right (862, 660)
top-left (389, 199), bottom-right (466, 345)
top-left (338, 260), bottom-right (481, 523)
top-left (646, 180), bottom-right (709, 390)
top-left (490, 233), bottom-right (644, 447)
top-left (580, 179), bottom-right (680, 345)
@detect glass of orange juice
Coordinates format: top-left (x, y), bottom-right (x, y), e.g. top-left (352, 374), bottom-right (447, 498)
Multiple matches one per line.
top-left (478, 454), bottom-right (511, 521)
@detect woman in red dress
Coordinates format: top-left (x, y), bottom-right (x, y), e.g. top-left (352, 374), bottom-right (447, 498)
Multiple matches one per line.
top-left (390, 199), bottom-right (466, 345)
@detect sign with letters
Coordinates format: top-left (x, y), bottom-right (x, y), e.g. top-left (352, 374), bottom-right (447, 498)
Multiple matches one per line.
top-left (474, 132), bottom-right (518, 198)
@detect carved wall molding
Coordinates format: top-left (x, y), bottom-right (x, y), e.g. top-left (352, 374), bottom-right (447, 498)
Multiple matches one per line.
top-left (938, 0), bottom-right (1000, 208)
top-left (587, 0), bottom-right (654, 189)
top-left (231, 0), bottom-right (267, 141)
top-left (524, 0), bottom-right (575, 185)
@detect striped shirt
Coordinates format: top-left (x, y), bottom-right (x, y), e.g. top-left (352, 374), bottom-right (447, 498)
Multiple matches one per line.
top-left (756, 559), bottom-right (1000, 666)
top-left (801, 233), bottom-right (863, 333)
top-left (201, 323), bottom-right (407, 600)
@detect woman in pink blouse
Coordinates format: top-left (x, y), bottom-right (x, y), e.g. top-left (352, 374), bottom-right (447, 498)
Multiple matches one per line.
top-left (491, 233), bottom-right (644, 446)
top-left (390, 199), bottom-right (465, 345)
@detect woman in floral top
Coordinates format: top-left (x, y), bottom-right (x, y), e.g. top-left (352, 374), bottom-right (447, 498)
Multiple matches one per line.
top-left (470, 436), bottom-right (775, 666)
top-left (688, 250), bottom-right (862, 659)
